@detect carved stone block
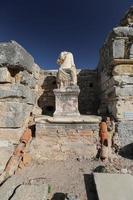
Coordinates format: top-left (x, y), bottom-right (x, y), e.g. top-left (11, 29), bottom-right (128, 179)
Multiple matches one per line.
top-left (54, 86), bottom-right (80, 117)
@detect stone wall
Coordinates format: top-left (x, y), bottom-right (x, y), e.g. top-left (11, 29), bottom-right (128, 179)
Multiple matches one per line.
top-left (117, 121), bottom-right (133, 146)
top-left (98, 7), bottom-right (133, 122)
top-left (0, 41), bottom-right (40, 129)
top-left (31, 118), bottom-right (99, 161)
top-left (97, 7), bottom-right (133, 146)
top-left (37, 69), bottom-right (98, 115)
top-left (0, 41), bottom-right (40, 172)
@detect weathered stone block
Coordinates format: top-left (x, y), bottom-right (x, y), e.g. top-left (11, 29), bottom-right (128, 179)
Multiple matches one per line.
top-left (0, 102), bottom-right (32, 128)
top-left (19, 70), bottom-right (37, 89)
top-left (54, 86), bottom-right (80, 117)
top-left (102, 83), bottom-right (133, 99)
top-left (0, 84), bottom-right (37, 105)
top-left (0, 67), bottom-right (11, 83)
top-left (115, 86), bottom-right (133, 96)
top-left (32, 63), bottom-right (40, 79)
top-left (112, 64), bottom-right (133, 75)
top-left (94, 173), bottom-right (133, 200)
top-left (112, 38), bottom-right (125, 58)
top-left (116, 100), bottom-right (133, 120)
top-left (117, 121), bottom-right (133, 146)
top-left (0, 41), bottom-right (34, 73)
top-left (113, 75), bottom-right (133, 85)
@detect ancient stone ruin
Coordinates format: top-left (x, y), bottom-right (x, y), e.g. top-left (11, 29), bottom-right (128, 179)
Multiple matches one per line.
top-left (0, 8), bottom-right (133, 197)
top-left (98, 6), bottom-right (133, 146)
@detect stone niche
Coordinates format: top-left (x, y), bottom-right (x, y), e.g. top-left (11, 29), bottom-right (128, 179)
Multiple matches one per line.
top-left (37, 69), bottom-right (98, 116)
top-left (53, 86), bottom-right (80, 117)
top-left (37, 70), bottom-right (57, 116)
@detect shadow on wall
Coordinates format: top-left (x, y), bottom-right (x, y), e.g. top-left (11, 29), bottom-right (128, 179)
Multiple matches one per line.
top-left (37, 75), bottom-right (57, 116)
top-left (77, 69), bottom-right (99, 115)
top-left (119, 143), bottom-right (133, 160)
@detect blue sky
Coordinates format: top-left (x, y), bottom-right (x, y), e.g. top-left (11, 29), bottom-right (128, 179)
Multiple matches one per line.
top-left (0, 0), bottom-right (133, 69)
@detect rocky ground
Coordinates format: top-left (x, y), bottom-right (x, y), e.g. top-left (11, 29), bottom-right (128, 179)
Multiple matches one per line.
top-left (0, 153), bottom-right (132, 200)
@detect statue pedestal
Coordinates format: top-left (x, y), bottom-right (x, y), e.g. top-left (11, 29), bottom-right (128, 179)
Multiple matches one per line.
top-left (53, 86), bottom-right (80, 117)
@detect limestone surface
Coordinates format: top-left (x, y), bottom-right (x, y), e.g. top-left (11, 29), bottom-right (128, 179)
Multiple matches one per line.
top-left (0, 170), bottom-right (48, 200)
top-left (0, 41), bottom-right (40, 130)
top-left (94, 173), bottom-right (133, 200)
top-left (0, 67), bottom-right (11, 83)
top-left (0, 41), bottom-right (34, 73)
top-left (0, 102), bottom-right (32, 128)
top-left (112, 38), bottom-right (125, 58)
top-left (54, 86), bottom-right (80, 117)
top-left (19, 70), bottom-right (37, 89)
top-left (98, 7), bottom-right (133, 122)
top-left (11, 184), bottom-right (48, 200)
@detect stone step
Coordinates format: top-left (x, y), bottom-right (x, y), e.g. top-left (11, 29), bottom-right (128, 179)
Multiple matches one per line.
top-left (35, 115), bottom-right (101, 136)
top-left (94, 173), bottom-right (133, 200)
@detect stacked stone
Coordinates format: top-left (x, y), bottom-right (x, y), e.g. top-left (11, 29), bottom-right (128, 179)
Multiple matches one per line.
top-left (0, 41), bottom-right (40, 172)
top-left (98, 7), bottom-right (133, 122)
top-left (98, 7), bottom-right (133, 146)
top-left (0, 41), bottom-right (40, 128)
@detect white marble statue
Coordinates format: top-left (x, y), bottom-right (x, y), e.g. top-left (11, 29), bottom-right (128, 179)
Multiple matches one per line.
top-left (57, 51), bottom-right (77, 88)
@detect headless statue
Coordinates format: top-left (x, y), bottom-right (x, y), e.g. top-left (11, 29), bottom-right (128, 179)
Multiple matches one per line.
top-left (57, 51), bottom-right (77, 88)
